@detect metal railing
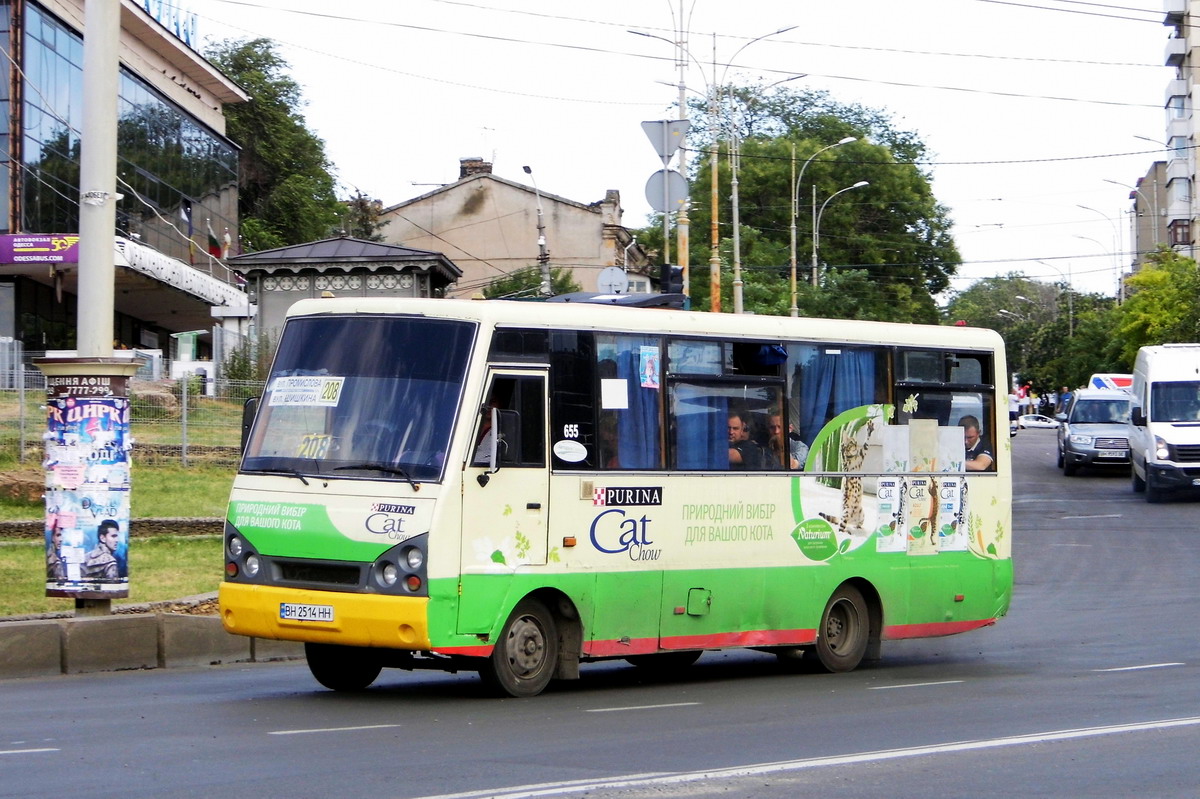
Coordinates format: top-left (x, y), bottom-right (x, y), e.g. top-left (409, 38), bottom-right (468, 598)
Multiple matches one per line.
top-left (1, 369), bottom-right (265, 467)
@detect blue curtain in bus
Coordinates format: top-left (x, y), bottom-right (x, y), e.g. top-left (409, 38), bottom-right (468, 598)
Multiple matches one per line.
top-left (614, 348), bottom-right (661, 468)
top-left (674, 384), bottom-right (729, 470)
top-left (794, 347), bottom-right (876, 445)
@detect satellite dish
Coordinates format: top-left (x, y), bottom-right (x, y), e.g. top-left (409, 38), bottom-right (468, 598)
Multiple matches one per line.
top-left (596, 266), bottom-right (628, 294)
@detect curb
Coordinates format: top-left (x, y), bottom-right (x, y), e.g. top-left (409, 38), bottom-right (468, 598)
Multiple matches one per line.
top-left (0, 604), bottom-right (304, 679)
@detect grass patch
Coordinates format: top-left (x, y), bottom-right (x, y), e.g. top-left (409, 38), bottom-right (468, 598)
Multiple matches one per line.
top-left (0, 464), bottom-right (235, 522)
top-left (0, 536), bottom-right (223, 617)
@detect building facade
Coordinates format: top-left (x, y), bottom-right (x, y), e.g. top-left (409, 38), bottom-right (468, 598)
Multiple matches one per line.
top-left (380, 158), bottom-right (649, 298)
top-left (229, 237), bottom-right (462, 338)
top-left (0, 0), bottom-right (250, 359)
top-left (1140, 1), bottom-right (1196, 270)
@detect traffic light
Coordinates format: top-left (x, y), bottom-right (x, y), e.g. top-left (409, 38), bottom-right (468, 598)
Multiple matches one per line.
top-left (659, 264), bottom-right (683, 294)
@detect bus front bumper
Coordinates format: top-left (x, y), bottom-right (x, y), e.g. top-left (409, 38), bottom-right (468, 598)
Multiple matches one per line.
top-left (218, 582), bottom-right (431, 650)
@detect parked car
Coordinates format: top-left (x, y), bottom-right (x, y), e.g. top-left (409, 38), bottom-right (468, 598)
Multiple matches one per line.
top-left (1056, 389), bottom-right (1132, 476)
top-left (1019, 413), bottom-right (1058, 429)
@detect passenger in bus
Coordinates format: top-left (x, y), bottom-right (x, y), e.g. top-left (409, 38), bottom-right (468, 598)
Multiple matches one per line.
top-left (728, 410), bottom-right (768, 469)
top-left (959, 415), bottom-right (995, 472)
top-left (768, 412), bottom-right (809, 470)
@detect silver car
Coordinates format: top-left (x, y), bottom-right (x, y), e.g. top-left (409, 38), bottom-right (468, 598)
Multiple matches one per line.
top-left (1056, 389), bottom-right (1132, 475)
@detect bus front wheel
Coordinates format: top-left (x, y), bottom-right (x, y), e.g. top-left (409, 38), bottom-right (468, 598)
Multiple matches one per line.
top-left (810, 585), bottom-right (869, 673)
top-left (481, 598), bottom-right (559, 698)
top-left (304, 642), bottom-right (382, 691)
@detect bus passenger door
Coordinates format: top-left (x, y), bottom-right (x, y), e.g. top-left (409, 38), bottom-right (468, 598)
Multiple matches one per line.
top-left (459, 370), bottom-right (550, 633)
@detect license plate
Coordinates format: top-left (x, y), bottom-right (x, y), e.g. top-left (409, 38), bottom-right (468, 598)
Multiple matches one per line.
top-left (1097, 450), bottom-right (1125, 458)
top-left (279, 602), bottom-right (334, 622)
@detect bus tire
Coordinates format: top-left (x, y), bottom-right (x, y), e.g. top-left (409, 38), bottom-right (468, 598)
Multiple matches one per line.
top-left (481, 598), bottom-right (559, 698)
top-left (625, 650), bottom-right (703, 672)
top-left (304, 642), bottom-right (382, 692)
top-left (811, 585), bottom-right (869, 673)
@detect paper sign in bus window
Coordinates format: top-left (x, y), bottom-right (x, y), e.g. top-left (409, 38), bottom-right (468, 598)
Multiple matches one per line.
top-left (269, 376), bottom-right (346, 407)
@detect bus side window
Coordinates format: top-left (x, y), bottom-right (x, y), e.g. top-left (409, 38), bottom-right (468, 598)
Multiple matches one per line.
top-left (472, 374), bottom-right (546, 468)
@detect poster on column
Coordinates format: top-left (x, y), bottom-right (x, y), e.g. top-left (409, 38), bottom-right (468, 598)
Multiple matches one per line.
top-left (43, 396), bottom-right (131, 597)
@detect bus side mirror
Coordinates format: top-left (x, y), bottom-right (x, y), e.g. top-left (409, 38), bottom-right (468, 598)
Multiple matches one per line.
top-left (241, 396), bottom-right (259, 453)
top-left (476, 408), bottom-right (521, 487)
top-left (1132, 406), bottom-right (1145, 426)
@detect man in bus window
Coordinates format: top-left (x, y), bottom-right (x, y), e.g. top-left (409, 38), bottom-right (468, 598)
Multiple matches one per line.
top-left (768, 412), bottom-right (808, 470)
top-left (959, 415), bottom-right (994, 472)
top-left (728, 410), bottom-right (767, 469)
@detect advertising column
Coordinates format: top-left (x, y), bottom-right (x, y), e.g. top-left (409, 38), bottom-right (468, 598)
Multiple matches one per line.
top-left (35, 358), bottom-right (140, 611)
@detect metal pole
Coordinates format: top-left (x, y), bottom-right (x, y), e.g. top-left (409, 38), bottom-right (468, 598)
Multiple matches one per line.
top-left (789, 145), bottom-right (797, 316)
top-left (731, 136), bottom-right (743, 314)
top-left (522, 166), bottom-right (551, 295)
top-left (810, 184), bottom-right (818, 287)
top-left (675, 7), bottom-right (689, 297)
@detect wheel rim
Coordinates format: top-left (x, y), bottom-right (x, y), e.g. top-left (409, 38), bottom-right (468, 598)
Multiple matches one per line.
top-left (825, 598), bottom-right (860, 653)
top-left (504, 614), bottom-right (547, 678)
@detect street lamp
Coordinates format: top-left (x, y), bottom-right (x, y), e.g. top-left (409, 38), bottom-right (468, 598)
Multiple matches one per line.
top-left (811, 181), bottom-right (868, 287)
top-left (1034, 259), bottom-right (1073, 337)
top-left (522, 165), bottom-right (551, 296)
top-left (1102, 178), bottom-right (1158, 246)
top-left (630, 24), bottom-right (797, 313)
top-left (789, 136), bottom-right (856, 316)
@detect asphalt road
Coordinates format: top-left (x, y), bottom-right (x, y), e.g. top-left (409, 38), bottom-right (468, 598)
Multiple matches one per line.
top-left (3, 428), bottom-right (1198, 799)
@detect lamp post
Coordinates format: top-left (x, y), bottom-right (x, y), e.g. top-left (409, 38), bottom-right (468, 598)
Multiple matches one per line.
top-left (1035, 259), bottom-right (1073, 337)
top-left (522, 165), bottom-right (551, 296)
top-left (631, 25), bottom-right (796, 313)
top-left (789, 136), bottom-right (856, 316)
top-left (1103, 177), bottom-right (1159, 247)
top-left (811, 181), bottom-right (868, 287)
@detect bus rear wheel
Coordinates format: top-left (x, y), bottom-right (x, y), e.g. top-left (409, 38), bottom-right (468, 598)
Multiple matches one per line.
top-left (481, 598), bottom-right (559, 698)
top-left (304, 643), bottom-right (382, 691)
top-left (810, 585), bottom-right (869, 673)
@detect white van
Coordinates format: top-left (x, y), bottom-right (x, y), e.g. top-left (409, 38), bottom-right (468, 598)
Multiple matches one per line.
top-left (1129, 344), bottom-right (1200, 502)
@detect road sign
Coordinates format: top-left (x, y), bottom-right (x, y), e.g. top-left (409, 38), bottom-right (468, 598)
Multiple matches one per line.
top-left (641, 120), bottom-right (691, 164)
top-left (645, 169), bottom-right (689, 213)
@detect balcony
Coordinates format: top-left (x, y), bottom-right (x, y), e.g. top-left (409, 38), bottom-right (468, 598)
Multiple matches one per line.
top-left (1167, 158), bottom-right (1192, 182)
top-left (1165, 79), bottom-right (1189, 105)
top-left (1166, 35), bottom-right (1188, 67)
top-left (1164, 0), bottom-right (1186, 27)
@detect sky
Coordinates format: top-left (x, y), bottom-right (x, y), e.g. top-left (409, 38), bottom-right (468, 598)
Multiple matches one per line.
top-left (189, 0), bottom-right (1171, 299)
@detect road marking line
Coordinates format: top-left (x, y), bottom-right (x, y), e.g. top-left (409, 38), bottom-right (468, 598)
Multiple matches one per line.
top-left (868, 680), bottom-right (963, 690)
top-left (412, 716), bottom-right (1200, 799)
top-left (1095, 663), bottom-right (1184, 672)
top-left (0, 748), bottom-right (59, 755)
top-left (268, 724), bottom-right (401, 736)
top-left (586, 702), bottom-right (700, 713)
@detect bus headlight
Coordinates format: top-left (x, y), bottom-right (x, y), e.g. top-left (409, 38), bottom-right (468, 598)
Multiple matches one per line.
top-left (228, 535), bottom-right (244, 559)
top-left (379, 562), bottom-right (399, 587)
top-left (244, 555), bottom-right (261, 578)
top-left (404, 547), bottom-right (424, 571)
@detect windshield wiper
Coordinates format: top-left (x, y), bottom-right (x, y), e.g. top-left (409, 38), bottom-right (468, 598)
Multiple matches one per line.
top-left (334, 462), bottom-right (420, 491)
top-left (277, 469), bottom-right (309, 486)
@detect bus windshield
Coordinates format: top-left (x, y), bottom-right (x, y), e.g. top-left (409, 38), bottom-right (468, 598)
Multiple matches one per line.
top-left (242, 315), bottom-right (476, 481)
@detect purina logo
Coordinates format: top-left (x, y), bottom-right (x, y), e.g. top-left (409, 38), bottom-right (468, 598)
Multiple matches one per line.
top-left (592, 486), bottom-right (663, 506)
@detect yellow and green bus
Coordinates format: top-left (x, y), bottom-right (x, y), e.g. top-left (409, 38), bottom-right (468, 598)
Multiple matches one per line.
top-left (218, 295), bottom-right (1012, 697)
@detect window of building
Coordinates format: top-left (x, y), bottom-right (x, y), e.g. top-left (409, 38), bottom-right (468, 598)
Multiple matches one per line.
top-left (1168, 219), bottom-right (1192, 246)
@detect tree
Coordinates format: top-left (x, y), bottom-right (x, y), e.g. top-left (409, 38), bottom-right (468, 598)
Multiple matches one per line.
top-left (943, 274), bottom-right (1120, 391)
top-left (482, 266), bottom-right (581, 299)
top-left (1111, 249), bottom-right (1200, 365)
top-left (340, 190), bottom-right (386, 241)
top-left (641, 84), bottom-right (959, 322)
top-left (205, 39), bottom-right (343, 251)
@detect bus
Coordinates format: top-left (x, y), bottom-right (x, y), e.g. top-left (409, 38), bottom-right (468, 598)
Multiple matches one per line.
top-left (218, 296), bottom-right (1012, 697)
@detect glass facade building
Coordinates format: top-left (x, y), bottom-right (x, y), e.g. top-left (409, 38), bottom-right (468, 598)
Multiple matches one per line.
top-left (0, 0), bottom-right (242, 351)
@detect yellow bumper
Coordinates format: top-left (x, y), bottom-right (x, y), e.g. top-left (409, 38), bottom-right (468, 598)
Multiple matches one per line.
top-left (218, 582), bottom-right (431, 650)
